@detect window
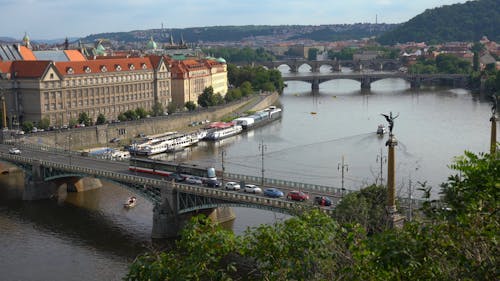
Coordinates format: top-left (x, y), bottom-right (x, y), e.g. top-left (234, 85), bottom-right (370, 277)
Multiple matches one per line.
top-left (115, 65), bottom-right (122, 71)
top-left (101, 66), bottom-right (107, 72)
top-left (84, 66), bottom-right (91, 73)
top-left (66, 67), bottom-right (74, 74)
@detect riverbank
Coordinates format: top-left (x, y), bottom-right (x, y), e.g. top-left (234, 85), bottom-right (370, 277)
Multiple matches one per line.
top-left (10, 92), bottom-right (280, 150)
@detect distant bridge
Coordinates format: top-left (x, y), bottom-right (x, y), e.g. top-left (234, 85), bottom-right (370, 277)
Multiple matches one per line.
top-left (236, 59), bottom-right (402, 72)
top-left (282, 73), bottom-right (469, 90)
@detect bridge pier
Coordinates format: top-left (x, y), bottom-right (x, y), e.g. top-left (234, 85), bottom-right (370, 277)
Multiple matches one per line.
top-left (410, 78), bottom-right (421, 89)
top-left (361, 77), bottom-right (371, 89)
top-left (23, 161), bottom-right (61, 200)
top-left (312, 78), bottom-right (320, 90)
top-left (152, 182), bottom-right (181, 238)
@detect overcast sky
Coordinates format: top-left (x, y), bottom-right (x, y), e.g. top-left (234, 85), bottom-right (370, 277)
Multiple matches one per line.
top-left (1, 0), bottom-right (469, 40)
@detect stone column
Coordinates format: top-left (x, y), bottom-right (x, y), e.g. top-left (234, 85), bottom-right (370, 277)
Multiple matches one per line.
top-left (385, 134), bottom-right (404, 228)
top-left (491, 115), bottom-right (497, 155)
top-left (152, 180), bottom-right (181, 239)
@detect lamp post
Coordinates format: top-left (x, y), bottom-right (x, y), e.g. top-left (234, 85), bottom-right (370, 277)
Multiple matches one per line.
top-left (259, 140), bottom-right (267, 187)
top-left (67, 134), bottom-right (72, 165)
top-left (490, 94), bottom-right (498, 155)
top-left (0, 87), bottom-right (7, 130)
top-left (337, 155), bottom-right (348, 195)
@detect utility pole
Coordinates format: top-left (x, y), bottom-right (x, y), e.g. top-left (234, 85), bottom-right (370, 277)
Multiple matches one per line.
top-left (221, 148), bottom-right (225, 184)
top-left (337, 155), bottom-right (348, 193)
top-left (376, 148), bottom-right (387, 185)
top-left (408, 176), bottom-right (413, 222)
top-left (490, 94), bottom-right (498, 155)
top-left (0, 88), bottom-right (7, 130)
top-left (259, 140), bottom-right (267, 187)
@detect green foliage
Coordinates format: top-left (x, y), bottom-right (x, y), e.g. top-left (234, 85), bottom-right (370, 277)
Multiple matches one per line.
top-left (127, 150), bottom-right (499, 281)
top-left (334, 184), bottom-right (388, 234)
top-left (184, 101), bottom-right (196, 111)
top-left (239, 81), bottom-right (253, 96)
top-left (328, 47), bottom-right (357, 60)
top-left (228, 64), bottom-right (284, 94)
top-left (21, 121), bottom-right (33, 132)
top-left (151, 102), bottom-right (164, 117)
top-left (68, 118), bottom-right (78, 127)
top-left (307, 48), bottom-right (318, 60)
top-left (204, 47), bottom-right (275, 63)
top-left (126, 216), bottom-right (237, 281)
top-left (78, 112), bottom-right (91, 126)
top-left (95, 113), bottom-right (106, 125)
top-left (38, 116), bottom-right (50, 130)
top-left (166, 102), bottom-right (176, 114)
top-left (135, 107), bottom-right (148, 119)
top-left (377, 0), bottom-right (500, 45)
top-left (197, 86), bottom-right (214, 108)
top-left (117, 113), bottom-right (127, 122)
top-left (408, 54), bottom-right (471, 74)
top-left (223, 88), bottom-right (242, 102)
top-left (124, 110), bottom-right (138, 120)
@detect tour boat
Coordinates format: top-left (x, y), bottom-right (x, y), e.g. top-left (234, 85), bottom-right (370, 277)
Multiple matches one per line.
top-left (203, 123), bottom-right (243, 141)
top-left (166, 134), bottom-right (199, 152)
top-left (376, 124), bottom-right (387, 136)
top-left (124, 196), bottom-right (137, 208)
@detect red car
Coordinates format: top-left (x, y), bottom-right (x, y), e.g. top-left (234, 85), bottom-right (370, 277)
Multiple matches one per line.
top-left (286, 190), bottom-right (309, 201)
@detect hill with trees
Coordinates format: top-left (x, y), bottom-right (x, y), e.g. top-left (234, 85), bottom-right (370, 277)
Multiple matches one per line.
top-left (82, 24), bottom-right (397, 44)
top-left (377, 0), bottom-right (500, 45)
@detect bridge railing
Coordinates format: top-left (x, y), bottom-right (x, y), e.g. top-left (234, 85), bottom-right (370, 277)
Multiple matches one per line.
top-left (224, 172), bottom-right (351, 197)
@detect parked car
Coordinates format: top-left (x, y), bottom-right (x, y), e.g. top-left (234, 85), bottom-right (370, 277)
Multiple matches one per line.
top-left (110, 137), bottom-right (121, 143)
top-left (314, 196), bottom-right (332, 206)
top-left (206, 179), bottom-right (221, 188)
top-left (264, 187), bottom-right (284, 198)
top-left (224, 181), bottom-right (241, 191)
top-left (244, 184), bottom-right (262, 194)
top-left (286, 190), bottom-right (309, 201)
top-left (185, 176), bottom-right (203, 185)
top-left (8, 147), bottom-right (21, 155)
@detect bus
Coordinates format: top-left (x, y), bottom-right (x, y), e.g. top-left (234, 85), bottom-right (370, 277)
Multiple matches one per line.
top-left (129, 157), bottom-right (219, 182)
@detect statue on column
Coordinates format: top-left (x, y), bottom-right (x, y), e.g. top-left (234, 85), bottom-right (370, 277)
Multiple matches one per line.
top-left (381, 112), bottom-right (399, 135)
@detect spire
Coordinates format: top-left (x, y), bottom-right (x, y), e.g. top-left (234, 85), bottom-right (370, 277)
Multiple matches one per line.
top-left (22, 32), bottom-right (31, 49)
top-left (64, 37), bottom-right (69, 50)
top-left (169, 33), bottom-right (174, 45)
top-left (180, 33), bottom-right (185, 46)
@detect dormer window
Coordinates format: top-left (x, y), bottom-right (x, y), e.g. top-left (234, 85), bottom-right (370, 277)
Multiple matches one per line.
top-left (141, 63), bottom-right (147, 69)
top-left (115, 64), bottom-right (122, 71)
top-left (66, 67), bottom-right (74, 74)
top-left (129, 64), bottom-right (135, 70)
top-left (84, 66), bottom-right (91, 73)
top-left (101, 65), bottom-right (107, 72)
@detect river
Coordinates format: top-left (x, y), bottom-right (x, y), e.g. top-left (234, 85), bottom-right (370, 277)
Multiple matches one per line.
top-left (0, 67), bottom-right (495, 280)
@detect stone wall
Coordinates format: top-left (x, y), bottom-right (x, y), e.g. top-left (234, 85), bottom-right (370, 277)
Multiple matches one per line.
top-left (22, 92), bottom-right (280, 149)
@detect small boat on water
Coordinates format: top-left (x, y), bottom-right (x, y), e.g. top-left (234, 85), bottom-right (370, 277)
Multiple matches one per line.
top-left (376, 124), bottom-right (387, 136)
top-left (203, 122), bottom-right (243, 141)
top-left (124, 196), bottom-right (137, 208)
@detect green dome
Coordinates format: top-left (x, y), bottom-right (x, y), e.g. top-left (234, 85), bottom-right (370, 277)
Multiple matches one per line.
top-left (96, 43), bottom-right (106, 55)
top-left (146, 37), bottom-right (158, 50)
top-left (22, 32), bottom-right (30, 42)
top-left (216, 57), bottom-right (226, 63)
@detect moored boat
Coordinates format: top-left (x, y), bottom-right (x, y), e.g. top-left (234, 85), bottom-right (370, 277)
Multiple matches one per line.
top-left (203, 123), bottom-right (243, 141)
top-left (233, 106), bottom-right (282, 130)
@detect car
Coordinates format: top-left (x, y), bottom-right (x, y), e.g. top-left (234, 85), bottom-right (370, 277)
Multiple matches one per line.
top-left (286, 190), bottom-right (309, 201)
top-left (244, 184), bottom-right (262, 194)
top-left (110, 137), bottom-right (121, 143)
top-left (8, 147), bottom-right (21, 155)
top-left (205, 179), bottom-right (221, 188)
top-left (185, 176), bottom-right (203, 185)
top-left (314, 196), bottom-right (332, 206)
top-left (224, 181), bottom-right (241, 191)
top-left (31, 127), bottom-right (38, 133)
top-left (168, 173), bottom-right (185, 182)
top-left (264, 187), bottom-right (284, 198)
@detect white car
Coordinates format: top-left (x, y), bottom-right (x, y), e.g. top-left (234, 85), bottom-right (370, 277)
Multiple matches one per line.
top-left (8, 147), bottom-right (21, 155)
top-left (244, 184), bottom-right (262, 194)
top-left (224, 181), bottom-right (241, 191)
top-left (185, 176), bottom-right (203, 185)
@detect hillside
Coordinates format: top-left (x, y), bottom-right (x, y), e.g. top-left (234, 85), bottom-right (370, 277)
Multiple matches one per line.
top-left (82, 24), bottom-right (397, 44)
top-left (377, 0), bottom-right (500, 45)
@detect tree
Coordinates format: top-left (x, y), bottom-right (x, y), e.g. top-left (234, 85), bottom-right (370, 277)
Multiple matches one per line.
top-left (68, 118), bottom-right (78, 127)
top-left (308, 48), bottom-right (319, 60)
top-left (38, 116), bottom-right (50, 130)
top-left (135, 107), bottom-right (148, 119)
top-left (198, 86), bottom-right (214, 107)
top-left (78, 112), bottom-right (91, 126)
top-left (240, 81), bottom-right (253, 96)
top-left (185, 101), bottom-right (196, 111)
top-left (166, 102), bottom-right (176, 114)
top-left (151, 101), bottom-right (164, 117)
top-left (21, 121), bottom-right (33, 132)
top-left (117, 113), bottom-right (127, 122)
top-left (124, 110), bottom-right (138, 120)
top-left (211, 93), bottom-right (224, 106)
top-left (96, 113), bottom-right (106, 125)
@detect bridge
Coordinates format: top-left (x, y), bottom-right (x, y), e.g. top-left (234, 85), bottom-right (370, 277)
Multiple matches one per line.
top-left (0, 142), bottom-right (422, 238)
top-left (237, 59), bottom-right (402, 73)
top-left (282, 73), bottom-right (469, 90)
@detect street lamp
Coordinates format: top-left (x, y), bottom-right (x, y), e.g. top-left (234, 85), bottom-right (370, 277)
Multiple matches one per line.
top-left (67, 134), bottom-right (72, 165)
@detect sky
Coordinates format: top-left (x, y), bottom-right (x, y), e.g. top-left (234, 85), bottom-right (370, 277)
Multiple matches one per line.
top-left (0, 0), bottom-right (469, 40)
